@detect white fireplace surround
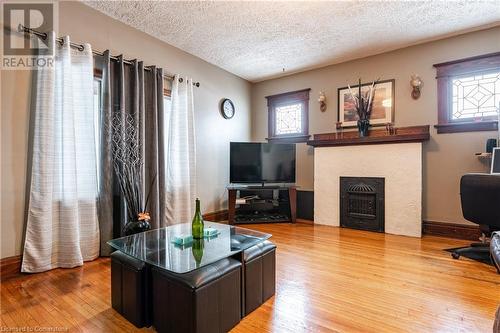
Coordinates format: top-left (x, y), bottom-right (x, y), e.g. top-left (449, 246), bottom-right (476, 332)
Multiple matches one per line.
top-left (314, 143), bottom-right (422, 237)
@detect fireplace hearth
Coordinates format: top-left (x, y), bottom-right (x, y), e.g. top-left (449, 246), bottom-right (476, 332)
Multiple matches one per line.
top-left (340, 177), bottom-right (385, 232)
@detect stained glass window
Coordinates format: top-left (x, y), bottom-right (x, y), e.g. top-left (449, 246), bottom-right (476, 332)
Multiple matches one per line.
top-left (266, 89), bottom-right (310, 140)
top-left (451, 71), bottom-right (500, 121)
top-left (275, 103), bottom-right (302, 135)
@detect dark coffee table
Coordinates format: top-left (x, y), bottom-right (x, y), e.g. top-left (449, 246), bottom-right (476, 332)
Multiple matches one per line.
top-left (108, 221), bottom-right (271, 273)
top-left (107, 222), bottom-right (273, 331)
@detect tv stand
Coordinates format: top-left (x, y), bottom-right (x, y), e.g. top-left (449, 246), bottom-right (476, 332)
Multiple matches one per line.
top-left (227, 186), bottom-right (296, 225)
top-left (246, 185), bottom-right (281, 189)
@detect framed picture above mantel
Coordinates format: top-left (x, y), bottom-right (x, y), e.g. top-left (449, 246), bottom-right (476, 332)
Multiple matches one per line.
top-left (337, 79), bottom-right (395, 128)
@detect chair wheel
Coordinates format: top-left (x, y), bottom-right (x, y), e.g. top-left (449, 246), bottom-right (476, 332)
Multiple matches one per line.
top-left (451, 252), bottom-right (460, 259)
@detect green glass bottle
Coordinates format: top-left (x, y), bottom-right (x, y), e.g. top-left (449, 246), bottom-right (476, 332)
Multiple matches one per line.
top-left (192, 239), bottom-right (204, 267)
top-left (192, 198), bottom-right (204, 239)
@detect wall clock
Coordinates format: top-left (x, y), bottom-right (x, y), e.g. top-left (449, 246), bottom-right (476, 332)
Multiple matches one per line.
top-left (220, 98), bottom-right (235, 119)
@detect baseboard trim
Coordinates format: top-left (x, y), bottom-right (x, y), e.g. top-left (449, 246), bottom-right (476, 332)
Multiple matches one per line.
top-left (296, 218), bottom-right (314, 225)
top-left (203, 210), bottom-right (228, 222)
top-left (286, 218), bottom-right (480, 240)
top-left (422, 220), bottom-right (481, 241)
top-left (1, 255), bottom-right (22, 281)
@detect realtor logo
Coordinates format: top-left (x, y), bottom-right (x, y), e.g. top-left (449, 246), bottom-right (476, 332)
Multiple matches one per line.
top-left (2, 1), bottom-right (57, 69)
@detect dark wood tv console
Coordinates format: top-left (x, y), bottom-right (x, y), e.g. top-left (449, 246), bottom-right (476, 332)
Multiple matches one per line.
top-left (227, 186), bottom-right (296, 225)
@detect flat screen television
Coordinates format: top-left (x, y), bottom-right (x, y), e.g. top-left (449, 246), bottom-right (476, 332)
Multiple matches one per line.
top-left (230, 142), bottom-right (296, 184)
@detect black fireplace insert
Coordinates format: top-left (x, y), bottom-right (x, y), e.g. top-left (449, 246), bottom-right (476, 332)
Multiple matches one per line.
top-left (340, 177), bottom-right (385, 232)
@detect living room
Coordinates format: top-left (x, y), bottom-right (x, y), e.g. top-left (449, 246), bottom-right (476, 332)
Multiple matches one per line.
top-left (1, 1), bottom-right (500, 332)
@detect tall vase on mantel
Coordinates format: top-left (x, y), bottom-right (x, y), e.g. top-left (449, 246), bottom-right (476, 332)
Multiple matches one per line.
top-left (357, 118), bottom-right (370, 137)
top-left (347, 78), bottom-right (378, 138)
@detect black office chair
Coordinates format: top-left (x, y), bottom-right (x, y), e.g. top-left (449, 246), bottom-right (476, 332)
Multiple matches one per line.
top-left (451, 173), bottom-right (500, 260)
top-left (492, 232), bottom-right (500, 273)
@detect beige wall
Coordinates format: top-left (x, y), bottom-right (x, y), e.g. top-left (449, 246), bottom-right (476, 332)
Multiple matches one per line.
top-left (0, 2), bottom-right (251, 258)
top-left (251, 26), bottom-right (500, 226)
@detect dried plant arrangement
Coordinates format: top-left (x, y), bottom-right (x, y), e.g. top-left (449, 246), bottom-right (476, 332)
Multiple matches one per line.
top-left (110, 112), bottom-right (156, 234)
top-left (347, 78), bottom-right (380, 136)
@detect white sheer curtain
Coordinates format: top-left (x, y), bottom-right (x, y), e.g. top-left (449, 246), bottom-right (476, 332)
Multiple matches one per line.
top-left (165, 76), bottom-right (197, 225)
top-left (21, 33), bottom-right (99, 273)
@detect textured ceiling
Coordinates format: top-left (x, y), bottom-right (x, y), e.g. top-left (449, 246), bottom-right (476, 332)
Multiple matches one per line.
top-left (83, 1), bottom-right (500, 82)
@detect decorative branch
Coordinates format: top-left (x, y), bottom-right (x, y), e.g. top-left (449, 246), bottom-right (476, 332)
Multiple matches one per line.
top-left (108, 111), bottom-right (156, 221)
top-left (143, 173), bottom-right (157, 213)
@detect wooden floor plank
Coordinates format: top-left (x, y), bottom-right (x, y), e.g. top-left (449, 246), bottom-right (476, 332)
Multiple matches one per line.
top-left (0, 223), bottom-right (498, 332)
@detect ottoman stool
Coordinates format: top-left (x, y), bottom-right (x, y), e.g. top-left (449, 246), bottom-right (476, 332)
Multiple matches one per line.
top-left (110, 250), bottom-right (151, 328)
top-left (151, 257), bottom-right (242, 333)
top-left (241, 240), bottom-right (276, 316)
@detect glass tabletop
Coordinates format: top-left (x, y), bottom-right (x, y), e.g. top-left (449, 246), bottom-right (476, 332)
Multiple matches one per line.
top-left (107, 222), bottom-right (271, 274)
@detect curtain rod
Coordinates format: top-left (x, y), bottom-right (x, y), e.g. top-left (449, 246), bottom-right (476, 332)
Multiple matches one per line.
top-left (19, 24), bottom-right (200, 87)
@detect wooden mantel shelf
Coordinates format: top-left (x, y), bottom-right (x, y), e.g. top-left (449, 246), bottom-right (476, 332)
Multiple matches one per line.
top-left (307, 125), bottom-right (430, 147)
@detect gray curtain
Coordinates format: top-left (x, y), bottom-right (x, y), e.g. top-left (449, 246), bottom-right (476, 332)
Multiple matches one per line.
top-left (96, 51), bottom-right (165, 256)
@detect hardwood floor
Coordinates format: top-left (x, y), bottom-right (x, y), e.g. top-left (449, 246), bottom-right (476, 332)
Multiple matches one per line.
top-left (1, 223), bottom-right (499, 332)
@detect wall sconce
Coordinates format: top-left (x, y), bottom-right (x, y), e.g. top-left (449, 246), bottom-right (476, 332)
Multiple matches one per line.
top-left (410, 74), bottom-right (423, 100)
top-left (318, 91), bottom-right (327, 112)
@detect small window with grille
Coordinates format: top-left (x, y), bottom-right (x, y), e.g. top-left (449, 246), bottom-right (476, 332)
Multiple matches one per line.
top-left (451, 71), bottom-right (500, 121)
top-left (266, 88), bottom-right (310, 142)
top-left (434, 52), bottom-right (500, 134)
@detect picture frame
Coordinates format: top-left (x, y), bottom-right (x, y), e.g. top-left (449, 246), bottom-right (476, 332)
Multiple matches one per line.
top-left (337, 79), bottom-right (395, 128)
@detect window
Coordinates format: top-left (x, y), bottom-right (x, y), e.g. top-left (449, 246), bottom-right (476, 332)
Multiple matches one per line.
top-left (93, 68), bottom-right (103, 191)
top-left (434, 52), bottom-right (500, 134)
top-left (266, 88), bottom-right (310, 142)
top-left (93, 78), bottom-right (102, 189)
top-left (275, 103), bottom-right (303, 135)
top-left (452, 72), bottom-right (500, 121)
top-left (163, 88), bottom-right (172, 152)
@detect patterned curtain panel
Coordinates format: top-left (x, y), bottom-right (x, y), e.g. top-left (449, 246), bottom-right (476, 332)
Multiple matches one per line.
top-left (96, 52), bottom-right (166, 255)
top-left (21, 33), bottom-right (100, 273)
top-left (165, 76), bottom-right (197, 225)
